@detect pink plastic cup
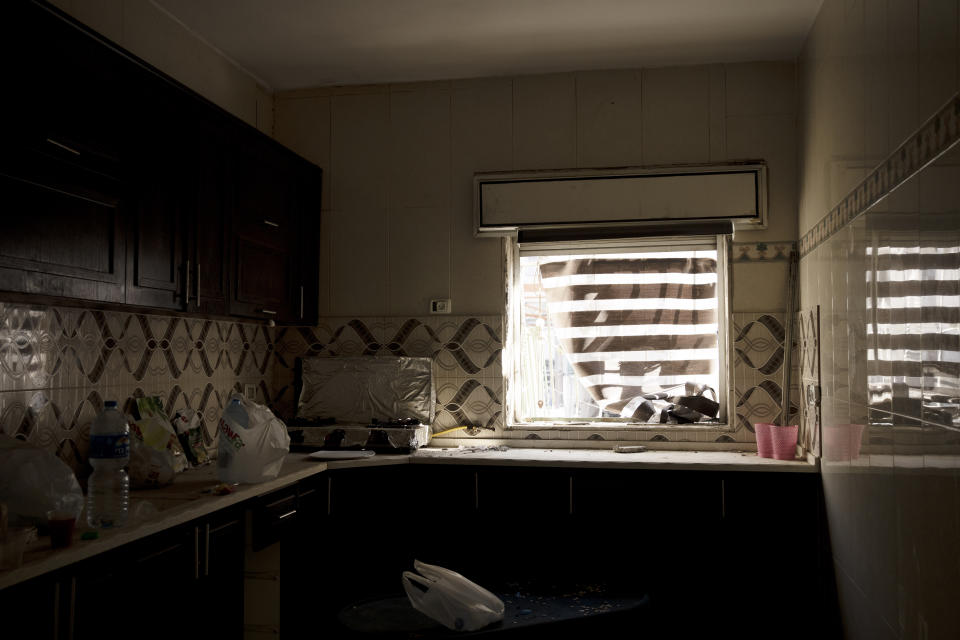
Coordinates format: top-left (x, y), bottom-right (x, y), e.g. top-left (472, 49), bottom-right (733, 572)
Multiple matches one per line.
top-left (754, 423), bottom-right (774, 458)
top-left (770, 424), bottom-right (799, 460)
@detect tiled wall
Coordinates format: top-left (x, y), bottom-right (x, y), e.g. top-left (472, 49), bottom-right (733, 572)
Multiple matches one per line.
top-left (273, 61), bottom-right (798, 318)
top-left (275, 312), bottom-right (799, 447)
top-left (272, 315), bottom-right (503, 433)
top-left (797, 0), bottom-right (960, 637)
top-left (0, 301), bottom-right (275, 479)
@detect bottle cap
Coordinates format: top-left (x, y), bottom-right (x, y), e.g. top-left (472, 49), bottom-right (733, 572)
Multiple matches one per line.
top-left (104, 400), bottom-right (118, 408)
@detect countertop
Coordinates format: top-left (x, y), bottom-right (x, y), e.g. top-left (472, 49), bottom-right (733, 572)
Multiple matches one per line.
top-left (0, 448), bottom-right (813, 592)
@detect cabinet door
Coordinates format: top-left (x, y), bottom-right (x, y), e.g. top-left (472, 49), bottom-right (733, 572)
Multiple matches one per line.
top-left (229, 137), bottom-right (297, 321)
top-left (0, 3), bottom-right (128, 304)
top-left (125, 164), bottom-right (188, 310)
top-left (0, 164), bottom-right (126, 303)
top-left (0, 575), bottom-right (59, 640)
top-left (293, 164), bottom-right (322, 324)
top-left (189, 134), bottom-right (230, 316)
top-left (70, 525), bottom-right (196, 640)
top-left (200, 512), bottom-right (245, 638)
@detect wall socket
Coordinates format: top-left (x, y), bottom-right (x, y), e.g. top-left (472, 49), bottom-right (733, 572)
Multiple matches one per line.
top-left (243, 384), bottom-right (257, 401)
top-left (430, 299), bottom-right (452, 314)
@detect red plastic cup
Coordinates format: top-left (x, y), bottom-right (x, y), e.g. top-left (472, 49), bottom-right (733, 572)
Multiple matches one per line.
top-left (770, 424), bottom-right (799, 460)
top-left (754, 423), bottom-right (774, 458)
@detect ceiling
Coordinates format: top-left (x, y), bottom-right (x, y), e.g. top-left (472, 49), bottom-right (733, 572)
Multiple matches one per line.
top-left (153, 0), bottom-right (824, 91)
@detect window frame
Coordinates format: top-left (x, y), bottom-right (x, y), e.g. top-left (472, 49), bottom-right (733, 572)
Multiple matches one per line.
top-left (503, 234), bottom-right (733, 431)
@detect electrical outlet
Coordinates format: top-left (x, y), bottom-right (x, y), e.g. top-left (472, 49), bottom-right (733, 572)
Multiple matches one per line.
top-left (244, 384), bottom-right (257, 401)
top-left (430, 299), bottom-right (451, 314)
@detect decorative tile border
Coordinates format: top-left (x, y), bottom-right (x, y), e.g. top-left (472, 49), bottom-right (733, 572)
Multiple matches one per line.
top-left (731, 242), bottom-right (795, 262)
top-left (799, 90), bottom-right (960, 257)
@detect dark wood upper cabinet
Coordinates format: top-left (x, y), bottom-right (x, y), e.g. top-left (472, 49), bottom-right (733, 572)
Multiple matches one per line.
top-left (0, 0), bottom-right (321, 321)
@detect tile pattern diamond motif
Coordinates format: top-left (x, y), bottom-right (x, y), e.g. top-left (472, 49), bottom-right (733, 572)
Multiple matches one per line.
top-left (732, 312), bottom-right (801, 441)
top-left (0, 301), bottom-right (275, 477)
top-left (278, 312), bottom-right (795, 446)
top-left (798, 306), bottom-right (821, 456)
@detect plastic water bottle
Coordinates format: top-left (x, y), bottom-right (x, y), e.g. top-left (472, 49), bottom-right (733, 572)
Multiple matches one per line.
top-left (86, 401), bottom-right (130, 528)
top-left (218, 396), bottom-right (249, 484)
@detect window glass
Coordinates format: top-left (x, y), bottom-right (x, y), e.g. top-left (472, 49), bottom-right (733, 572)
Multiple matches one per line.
top-left (511, 238), bottom-right (726, 425)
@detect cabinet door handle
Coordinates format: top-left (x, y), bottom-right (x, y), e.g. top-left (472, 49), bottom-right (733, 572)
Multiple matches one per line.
top-left (68, 577), bottom-right (76, 640)
top-left (46, 137), bottom-right (80, 155)
top-left (263, 219), bottom-right (280, 228)
top-left (300, 285), bottom-right (304, 319)
top-left (277, 509), bottom-right (297, 520)
top-left (260, 309), bottom-right (277, 316)
top-left (194, 526), bottom-right (200, 581)
top-left (204, 523), bottom-right (210, 577)
top-left (185, 260), bottom-right (192, 304)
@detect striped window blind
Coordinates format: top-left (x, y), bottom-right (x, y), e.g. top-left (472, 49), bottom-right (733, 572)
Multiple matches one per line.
top-left (867, 234), bottom-right (960, 425)
top-left (517, 241), bottom-right (722, 421)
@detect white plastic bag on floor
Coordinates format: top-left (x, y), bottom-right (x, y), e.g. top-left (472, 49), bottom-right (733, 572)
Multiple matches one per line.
top-left (217, 394), bottom-right (290, 484)
top-left (402, 560), bottom-right (504, 632)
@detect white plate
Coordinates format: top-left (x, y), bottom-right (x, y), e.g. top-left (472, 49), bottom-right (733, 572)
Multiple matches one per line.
top-left (306, 450), bottom-right (376, 460)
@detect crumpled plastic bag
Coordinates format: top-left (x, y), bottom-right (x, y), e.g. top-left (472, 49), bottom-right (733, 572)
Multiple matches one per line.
top-left (217, 394), bottom-right (290, 484)
top-left (402, 560), bottom-right (505, 632)
top-left (0, 435), bottom-right (83, 526)
top-left (129, 397), bottom-right (188, 488)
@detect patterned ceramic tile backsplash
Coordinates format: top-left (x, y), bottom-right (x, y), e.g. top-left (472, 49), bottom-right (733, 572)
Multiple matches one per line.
top-left (0, 301), bottom-right (275, 478)
top-left (272, 316), bottom-right (503, 434)
top-left (732, 312), bottom-right (800, 439)
top-left (276, 313), bottom-right (798, 447)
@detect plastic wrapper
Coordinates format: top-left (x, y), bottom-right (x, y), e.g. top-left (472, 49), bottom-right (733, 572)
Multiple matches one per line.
top-left (218, 394), bottom-right (290, 484)
top-left (172, 407), bottom-right (209, 466)
top-left (129, 397), bottom-right (188, 488)
top-left (297, 357), bottom-right (434, 424)
top-left (402, 560), bottom-right (505, 632)
top-left (292, 424), bottom-right (431, 451)
top-left (0, 435), bottom-right (83, 526)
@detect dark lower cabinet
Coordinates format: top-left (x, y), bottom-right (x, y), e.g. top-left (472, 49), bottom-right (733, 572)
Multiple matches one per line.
top-left (0, 573), bottom-right (59, 640)
top-left (0, 510), bottom-right (247, 640)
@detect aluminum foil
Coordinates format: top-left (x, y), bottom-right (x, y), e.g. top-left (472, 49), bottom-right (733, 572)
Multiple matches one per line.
top-left (297, 357), bottom-right (434, 424)
top-left (294, 424), bottom-right (431, 450)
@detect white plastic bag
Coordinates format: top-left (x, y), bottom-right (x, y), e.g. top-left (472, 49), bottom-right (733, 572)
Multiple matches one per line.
top-left (217, 395), bottom-right (290, 484)
top-left (402, 560), bottom-right (505, 632)
top-left (0, 435), bottom-right (83, 526)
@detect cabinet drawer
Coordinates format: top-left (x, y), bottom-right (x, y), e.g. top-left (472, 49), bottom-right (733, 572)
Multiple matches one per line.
top-left (250, 488), bottom-right (299, 552)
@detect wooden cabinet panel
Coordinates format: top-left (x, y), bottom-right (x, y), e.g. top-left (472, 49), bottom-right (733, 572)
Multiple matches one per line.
top-left (0, 165), bottom-right (125, 303)
top-left (0, 1), bottom-right (322, 320)
top-left (190, 137), bottom-right (230, 316)
top-left (125, 167), bottom-right (187, 310)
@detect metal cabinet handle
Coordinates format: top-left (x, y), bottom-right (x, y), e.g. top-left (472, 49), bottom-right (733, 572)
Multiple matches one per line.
top-left (68, 577), bottom-right (76, 640)
top-left (194, 526), bottom-right (200, 580)
top-left (277, 509), bottom-right (297, 520)
top-left (185, 260), bottom-right (191, 304)
top-left (46, 137), bottom-right (80, 155)
top-left (260, 309), bottom-right (277, 316)
top-left (263, 219), bottom-right (280, 228)
top-left (204, 523), bottom-right (210, 577)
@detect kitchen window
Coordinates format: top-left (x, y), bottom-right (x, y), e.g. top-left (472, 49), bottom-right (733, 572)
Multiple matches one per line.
top-left (505, 235), bottom-right (730, 428)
